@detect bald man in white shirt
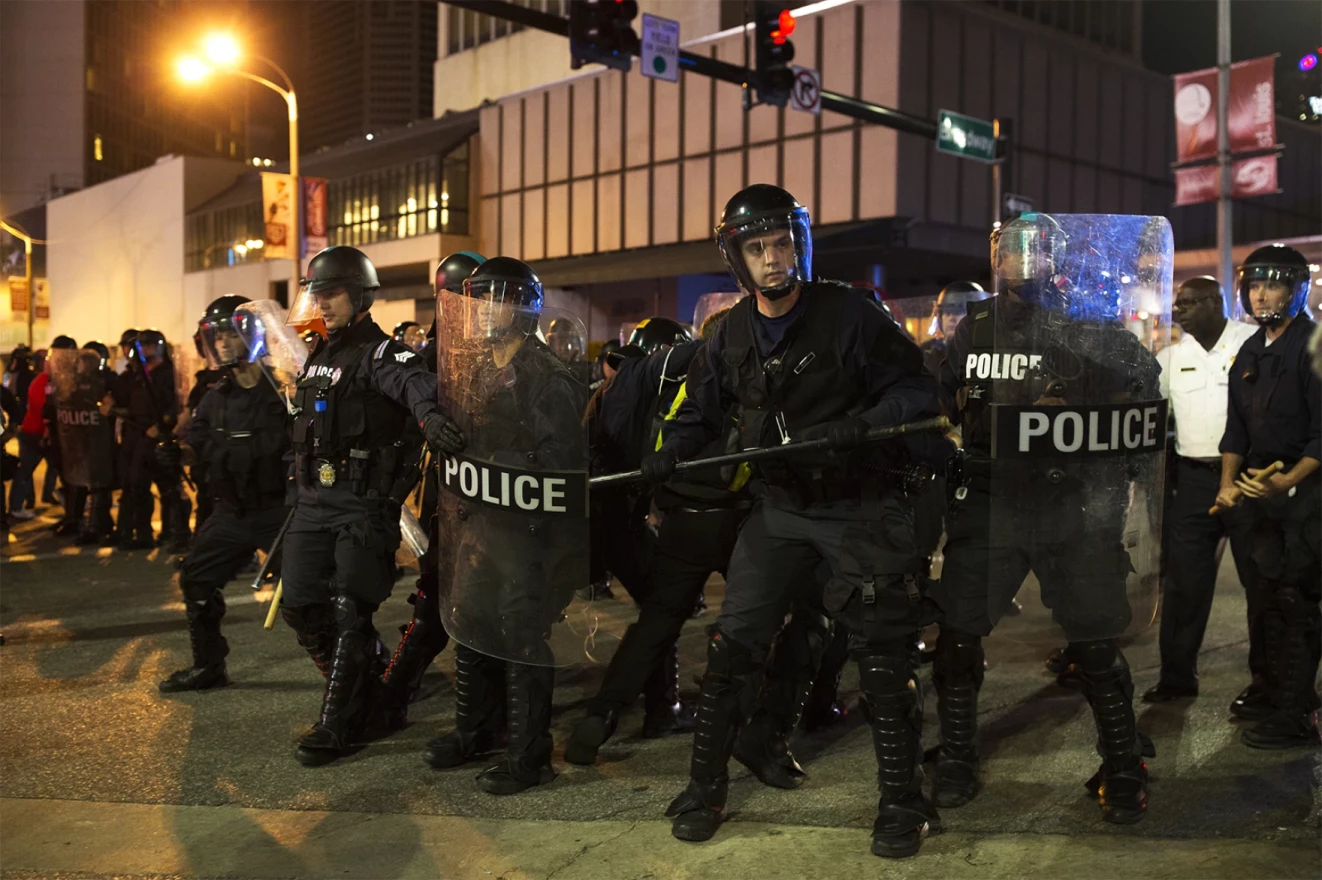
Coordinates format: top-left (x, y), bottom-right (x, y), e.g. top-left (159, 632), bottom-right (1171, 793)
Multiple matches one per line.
top-left (1144, 277), bottom-right (1262, 709)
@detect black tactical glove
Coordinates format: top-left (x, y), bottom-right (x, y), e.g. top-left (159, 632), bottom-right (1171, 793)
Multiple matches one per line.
top-left (824, 417), bottom-right (871, 450)
top-left (640, 449), bottom-right (678, 484)
top-left (154, 439), bottom-right (183, 470)
top-left (421, 411), bottom-right (465, 456)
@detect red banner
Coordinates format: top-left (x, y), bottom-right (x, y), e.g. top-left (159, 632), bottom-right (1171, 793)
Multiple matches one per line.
top-left (1174, 155), bottom-right (1280, 206)
top-left (302, 177), bottom-right (329, 261)
top-left (1173, 55), bottom-right (1278, 164)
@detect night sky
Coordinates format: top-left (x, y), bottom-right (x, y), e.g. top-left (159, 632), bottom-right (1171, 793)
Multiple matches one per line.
top-left (1143, 0), bottom-right (1322, 73)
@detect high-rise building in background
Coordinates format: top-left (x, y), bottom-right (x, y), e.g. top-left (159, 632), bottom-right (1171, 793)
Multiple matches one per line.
top-left (299, 0), bottom-right (438, 152)
top-left (0, 0), bottom-right (246, 217)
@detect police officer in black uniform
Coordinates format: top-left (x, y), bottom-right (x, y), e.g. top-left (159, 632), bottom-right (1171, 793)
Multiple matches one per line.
top-left (393, 321), bottom-right (428, 353)
top-left (116, 328), bottom-right (191, 552)
top-left (921, 282), bottom-right (988, 378)
top-left (424, 257), bottom-right (588, 794)
top-left (565, 317), bottom-right (706, 764)
top-left (546, 317), bottom-right (594, 387)
top-left (157, 296), bottom-right (293, 692)
top-left (376, 250), bottom-right (485, 729)
top-left (1216, 244), bottom-right (1320, 749)
top-left (647, 184), bottom-right (942, 858)
top-left (932, 215), bottom-right (1162, 824)
top-left (278, 245), bottom-right (465, 767)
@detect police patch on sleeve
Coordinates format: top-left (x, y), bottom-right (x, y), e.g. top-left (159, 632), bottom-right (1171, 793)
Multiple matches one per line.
top-left (441, 453), bottom-right (589, 517)
top-left (991, 400), bottom-right (1169, 459)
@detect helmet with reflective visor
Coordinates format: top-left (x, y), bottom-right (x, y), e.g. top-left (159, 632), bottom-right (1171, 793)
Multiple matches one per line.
top-left (715, 184), bottom-right (813, 301)
top-left (460, 256), bottom-right (544, 340)
top-left (1236, 244), bottom-right (1312, 327)
top-left (197, 294), bottom-right (252, 369)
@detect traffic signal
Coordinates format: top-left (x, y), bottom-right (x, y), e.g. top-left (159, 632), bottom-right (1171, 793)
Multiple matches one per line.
top-left (754, 1), bottom-right (796, 106)
top-left (569, 0), bottom-right (640, 73)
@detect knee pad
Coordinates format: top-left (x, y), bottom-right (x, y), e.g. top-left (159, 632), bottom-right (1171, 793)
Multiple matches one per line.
top-left (933, 628), bottom-right (984, 690)
top-left (330, 594), bottom-right (377, 634)
top-left (705, 628), bottom-right (761, 680)
top-left (855, 646), bottom-right (916, 699)
top-left (177, 573), bottom-right (219, 607)
top-left (1072, 639), bottom-right (1126, 676)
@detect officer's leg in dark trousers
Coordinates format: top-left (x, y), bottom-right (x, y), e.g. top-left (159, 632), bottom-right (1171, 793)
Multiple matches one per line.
top-left (153, 459), bottom-right (192, 553)
top-left (803, 619), bottom-right (852, 730)
top-left (376, 565), bottom-right (450, 731)
top-left (159, 504), bottom-right (289, 692)
top-left (279, 503), bottom-right (395, 766)
top-left (1241, 477), bottom-right (1321, 749)
top-left (732, 603), bottom-right (830, 789)
top-left (123, 438), bottom-right (158, 549)
top-left (565, 508), bottom-right (743, 765)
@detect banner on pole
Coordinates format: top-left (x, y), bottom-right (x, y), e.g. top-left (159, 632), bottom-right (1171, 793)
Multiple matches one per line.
top-left (302, 177), bottom-right (329, 261)
top-left (261, 172), bottom-right (295, 259)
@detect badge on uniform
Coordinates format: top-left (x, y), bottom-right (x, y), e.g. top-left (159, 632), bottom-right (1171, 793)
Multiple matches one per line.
top-left (318, 461), bottom-right (337, 487)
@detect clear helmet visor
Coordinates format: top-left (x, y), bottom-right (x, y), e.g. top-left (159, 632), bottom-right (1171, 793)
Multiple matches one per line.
top-left (197, 317), bottom-right (246, 369)
top-left (718, 209), bottom-right (813, 297)
top-left (1237, 265), bottom-right (1311, 324)
top-left (234, 300), bottom-right (310, 408)
top-left (457, 279), bottom-right (543, 340)
top-left (692, 291), bottom-right (744, 340)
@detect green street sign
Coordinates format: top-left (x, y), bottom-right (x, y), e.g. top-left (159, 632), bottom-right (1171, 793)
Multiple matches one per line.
top-left (936, 109), bottom-right (998, 163)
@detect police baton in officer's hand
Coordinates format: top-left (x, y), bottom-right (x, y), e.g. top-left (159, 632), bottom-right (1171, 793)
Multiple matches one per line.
top-left (589, 416), bottom-right (951, 488)
top-left (1209, 460), bottom-right (1284, 515)
top-left (251, 506), bottom-right (297, 591)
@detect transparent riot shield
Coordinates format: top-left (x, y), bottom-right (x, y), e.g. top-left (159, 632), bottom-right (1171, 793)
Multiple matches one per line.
top-left (978, 214), bottom-right (1171, 646)
top-left (692, 292), bottom-right (744, 339)
top-left (49, 348), bottom-right (116, 489)
top-left (434, 290), bottom-right (594, 666)
top-left (234, 299), bottom-right (309, 412)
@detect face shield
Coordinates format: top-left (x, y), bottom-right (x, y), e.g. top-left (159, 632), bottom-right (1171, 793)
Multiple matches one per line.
top-left (692, 291), bottom-right (744, 340)
top-left (197, 315), bottom-right (248, 369)
top-left (546, 328), bottom-right (584, 363)
top-left (717, 209), bottom-right (813, 300)
top-left (1236, 264), bottom-right (1311, 326)
top-left (397, 324), bottom-right (428, 353)
top-left (458, 278), bottom-right (543, 341)
top-left (133, 339), bottom-right (163, 365)
top-left (992, 215), bottom-right (1067, 310)
top-left (234, 300), bottom-right (310, 409)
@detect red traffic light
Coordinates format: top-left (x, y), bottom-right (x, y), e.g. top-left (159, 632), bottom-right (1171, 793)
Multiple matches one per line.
top-left (772, 9), bottom-right (796, 45)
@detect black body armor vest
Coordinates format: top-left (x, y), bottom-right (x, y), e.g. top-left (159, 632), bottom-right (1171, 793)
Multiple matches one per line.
top-left (206, 377), bottom-right (289, 510)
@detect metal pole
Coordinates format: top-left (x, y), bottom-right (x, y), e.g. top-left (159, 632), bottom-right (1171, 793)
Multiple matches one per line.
top-left (24, 237), bottom-right (33, 349)
top-left (1215, 0), bottom-right (1233, 310)
top-left (992, 118), bottom-right (1003, 225)
top-left (287, 91), bottom-right (301, 284)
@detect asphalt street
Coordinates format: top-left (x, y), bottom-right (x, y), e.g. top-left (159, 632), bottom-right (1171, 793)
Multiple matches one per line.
top-left (1, 501), bottom-right (1318, 879)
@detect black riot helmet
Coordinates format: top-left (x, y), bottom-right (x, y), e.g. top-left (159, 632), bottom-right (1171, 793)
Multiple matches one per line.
top-left (435, 250), bottom-right (486, 294)
top-left (930, 281), bottom-right (989, 337)
top-left (1237, 244), bottom-right (1313, 327)
top-left (84, 341), bottom-right (111, 369)
top-left (197, 294), bottom-right (252, 368)
top-left (133, 328), bottom-right (166, 364)
top-left (628, 317), bottom-right (692, 354)
top-left (461, 256), bottom-right (544, 340)
top-left (299, 245), bottom-right (381, 313)
top-left (118, 328), bottom-right (138, 347)
top-left (51, 335), bottom-right (78, 350)
top-left (393, 320), bottom-right (427, 352)
top-left (715, 184), bottom-right (813, 301)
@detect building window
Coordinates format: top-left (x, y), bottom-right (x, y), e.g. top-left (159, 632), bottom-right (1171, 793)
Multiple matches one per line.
top-left (447, 1), bottom-right (567, 55)
top-left (325, 142), bottom-right (470, 246)
top-left (93, 136), bottom-right (104, 162)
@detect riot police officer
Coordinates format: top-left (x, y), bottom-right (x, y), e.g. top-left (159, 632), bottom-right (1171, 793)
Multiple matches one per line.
top-left (1216, 244), bottom-right (1320, 749)
top-left (116, 328), bottom-right (191, 552)
top-left (376, 250), bottom-right (485, 729)
top-left (393, 321), bottom-right (428, 354)
top-left (565, 316), bottom-right (703, 763)
top-left (425, 257), bottom-right (589, 794)
top-left (158, 296), bottom-right (293, 693)
top-left (921, 282), bottom-right (988, 378)
top-left (546, 317), bottom-right (593, 386)
top-left (647, 184), bottom-right (943, 858)
top-left (931, 214), bottom-right (1165, 824)
top-left (278, 245), bottom-right (465, 767)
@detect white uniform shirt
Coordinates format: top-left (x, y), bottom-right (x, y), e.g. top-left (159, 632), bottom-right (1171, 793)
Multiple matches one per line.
top-left (1157, 320), bottom-right (1258, 459)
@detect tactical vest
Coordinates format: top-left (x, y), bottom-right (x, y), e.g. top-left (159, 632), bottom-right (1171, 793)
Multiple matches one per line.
top-left (291, 328), bottom-right (414, 496)
top-left (720, 283), bottom-right (873, 501)
top-left (460, 342), bottom-right (574, 467)
top-left (206, 378), bottom-right (289, 510)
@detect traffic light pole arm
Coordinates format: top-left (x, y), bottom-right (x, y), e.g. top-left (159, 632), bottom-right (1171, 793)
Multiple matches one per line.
top-left (441, 1), bottom-right (940, 139)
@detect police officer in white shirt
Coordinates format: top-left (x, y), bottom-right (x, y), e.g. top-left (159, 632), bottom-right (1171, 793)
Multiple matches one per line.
top-left (1144, 277), bottom-right (1260, 704)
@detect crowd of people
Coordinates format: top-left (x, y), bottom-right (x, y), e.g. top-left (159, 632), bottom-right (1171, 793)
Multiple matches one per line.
top-left (1, 188), bottom-right (1318, 861)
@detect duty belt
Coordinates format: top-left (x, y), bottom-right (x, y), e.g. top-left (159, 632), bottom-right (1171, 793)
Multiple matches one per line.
top-left (308, 449), bottom-right (372, 491)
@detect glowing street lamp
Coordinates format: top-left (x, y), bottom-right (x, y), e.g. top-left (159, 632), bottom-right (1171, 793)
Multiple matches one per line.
top-left (177, 33), bottom-right (301, 275)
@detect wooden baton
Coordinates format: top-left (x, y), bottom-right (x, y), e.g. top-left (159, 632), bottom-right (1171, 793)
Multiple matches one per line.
top-left (1209, 460), bottom-right (1284, 515)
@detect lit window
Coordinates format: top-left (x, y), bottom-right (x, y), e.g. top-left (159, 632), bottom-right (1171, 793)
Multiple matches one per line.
top-left (94, 136), bottom-right (104, 161)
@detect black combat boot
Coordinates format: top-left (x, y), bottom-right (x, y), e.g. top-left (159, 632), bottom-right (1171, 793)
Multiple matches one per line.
top-left (281, 602), bottom-right (337, 677)
top-left (477, 663), bottom-right (556, 794)
top-left (564, 708), bottom-right (619, 766)
top-left (858, 649), bottom-right (940, 859)
top-left (376, 583), bottom-right (450, 731)
top-left (931, 628), bottom-right (984, 807)
top-left (642, 642), bottom-right (697, 738)
top-left (1242, 588), bottom-right (1321, 750)
top-left (1076, 640), bottom-right (1149, 824)
top-left (159, 585), bottom-right (230, 692)
top-left (295, 596), bottom-right (377, 766)
top-left (425, 644), bottom-right (507, 769)
top-left (667, 631), bottom-right (758, 842)
top-left (733, 611), bottom-right (830, 790)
